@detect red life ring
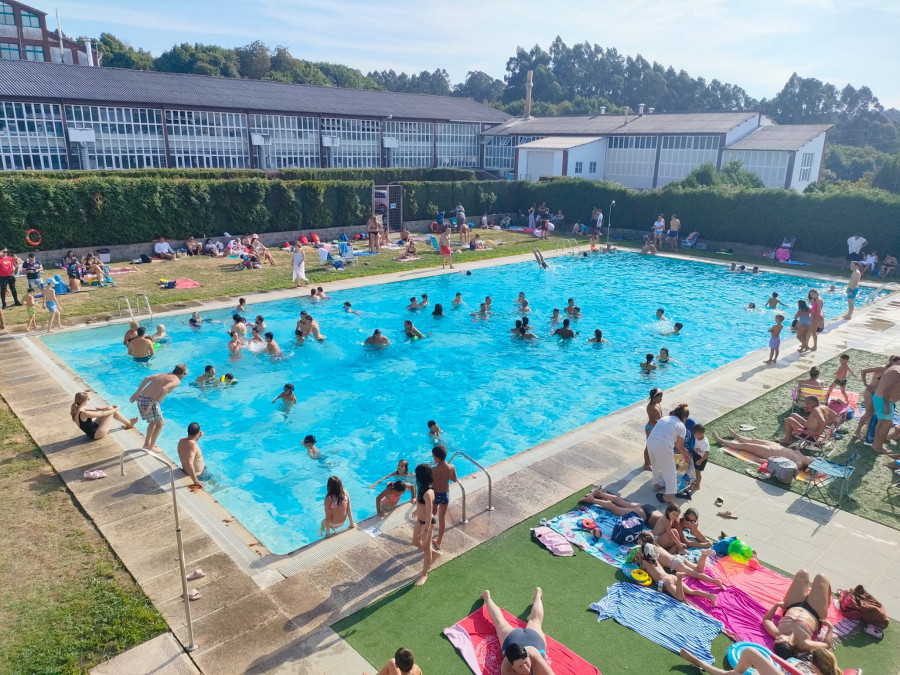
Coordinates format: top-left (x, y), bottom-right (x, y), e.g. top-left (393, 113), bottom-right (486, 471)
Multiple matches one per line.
top-left (430, 221), bottom-right (440, 233)
top-left (25, 229), bottom-right (41, 246)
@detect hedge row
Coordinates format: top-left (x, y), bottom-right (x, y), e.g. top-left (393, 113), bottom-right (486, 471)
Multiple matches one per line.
top-left (1, 167), bottom-right (477, 183)
top-left (0, 177), bottom-right (372, 250)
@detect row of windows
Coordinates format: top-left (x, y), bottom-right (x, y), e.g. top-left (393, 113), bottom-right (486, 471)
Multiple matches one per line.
top-left (250, 114), bottom-right (320, 170)
top-left (608, 136), bottom-right (658, 150)
top-left (436, 123), bottom-right (479, 168)
top-left (722, 151), bottom-right (788, 188)
top-left (384, 120), bottom-right (433, 168)
top-left (661, 135), bottom-right (720, 150)
top-left (0, 3), bottom-right (40, 27)
top-left (0, 43), bottom-right (44, 61)
top-left (68, 105), bottom-right (163, 125)
top-left (657, 147), bottom-right (720, 182)
top-left (572, 161), bottom-right (598, 175)
top-left (321, 116), bottom-right (380, 168)
top-left (798, 152), bottom-right (814, 182)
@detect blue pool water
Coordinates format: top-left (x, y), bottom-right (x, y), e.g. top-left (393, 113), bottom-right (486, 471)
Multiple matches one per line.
top-left (43, 254), bottom-right (866, 553)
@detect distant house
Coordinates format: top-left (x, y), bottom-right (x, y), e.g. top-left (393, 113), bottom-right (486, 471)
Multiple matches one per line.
top-left (0, 0), bottom-right (95, 66)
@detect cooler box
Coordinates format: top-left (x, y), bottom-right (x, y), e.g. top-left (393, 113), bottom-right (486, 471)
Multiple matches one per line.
top-left (98, 248), bottom-right (111, 263)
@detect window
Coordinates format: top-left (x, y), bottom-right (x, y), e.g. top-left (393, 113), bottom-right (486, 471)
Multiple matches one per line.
top-left (798, 152), bottom-right (814, 182)
top-left (25, 45), bottom-right (44, 61)
top-left (436, 122), bottom-right (479, 168)
top-left (320, 118), bottom-right (380, 168)
top-left (0, 42), bottom-right (19, 59)
top-left (0, 3), bottom-right (14, 25)
top-left (65, 105), bottom-right (166, 170)
top-left (384, 121), bottom-right (433, 167)
top-left (0, 100), bottom-right (68, 171)
top-left (165, 108), bottom-right (249, 169)
top-left (656, 135), bottom-right (722, 186)
top-left (573, 161), bottom-right (582, 174)
top-left (20, 10), bottom-right (40, 27)
top-left (588, 161), bottom-right (597, 173)
top-left (250, 114), bottom-right (319, 169)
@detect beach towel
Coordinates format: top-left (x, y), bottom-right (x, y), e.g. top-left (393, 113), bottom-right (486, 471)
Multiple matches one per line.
top-left (175, 279), bottom-right (201, 289)
top-left (443, 605), bottom-right (601, 675)
top-left (396, 257), bottom-right (421, 263)
top-left (683, 578), bottom-right (775, 646)
top-left (591, 583), bottom-right (722, 664)
top-left (720, 446), bottom-right (820, 484)
top-left (531, 526), bottom-right (574, 556)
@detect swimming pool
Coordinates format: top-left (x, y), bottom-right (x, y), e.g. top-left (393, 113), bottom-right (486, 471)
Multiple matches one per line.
top-left (43, 254), bottom-right (866, 553)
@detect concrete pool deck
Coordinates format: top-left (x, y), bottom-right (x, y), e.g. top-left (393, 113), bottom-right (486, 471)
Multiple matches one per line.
top-left (1, 249), bottom-right (898, 673)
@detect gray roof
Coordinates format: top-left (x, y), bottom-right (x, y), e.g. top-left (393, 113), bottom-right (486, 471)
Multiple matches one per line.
top-left (486, 111), bottom-right (761, 136)
top-left (517, 136), bottom-right (602, 150)
top-left (0, 60), bottom-right (511, 123)
top-left (725, 124), bottom-right (832, 151)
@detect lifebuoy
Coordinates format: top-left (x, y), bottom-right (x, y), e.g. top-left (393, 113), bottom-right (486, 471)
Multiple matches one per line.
top-left (430, 221), bottom-right (440, 233)
top-left (25, 229), bottom-right (41, 246)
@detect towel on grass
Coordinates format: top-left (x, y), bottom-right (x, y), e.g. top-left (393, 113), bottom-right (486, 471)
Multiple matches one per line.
top-left (591, 583), bottom-right (722, 664)
top-left (174, 279), bottom-right (201, 289)
top-left (444, 605), bottom-right (601, 675)
top-left (720, 446), bottom-right (819, 483)
top-left (683, 578), bottom-right (774, 646)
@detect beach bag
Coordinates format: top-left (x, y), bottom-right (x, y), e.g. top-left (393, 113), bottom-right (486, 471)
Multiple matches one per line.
top-left (139, 253), bottom-right (152, 264)
top-left (766, 456), bottom-right (798, 484)
top-left (839, 586), bottom-right (889, 629)
top-left (611, 512), bottom-right (644, 545)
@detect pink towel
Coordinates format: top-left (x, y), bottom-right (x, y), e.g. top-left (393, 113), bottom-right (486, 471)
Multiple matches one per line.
top-left (684, 579), bottom-right (775, 647)
top-left (174, 279), bottom-right (201, 289)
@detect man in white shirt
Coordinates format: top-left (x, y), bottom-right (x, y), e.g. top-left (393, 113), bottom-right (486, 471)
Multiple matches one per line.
top-left (846, 235), bottom-right (867, 265)
top-left (153, 239), bottom-right (177, 260)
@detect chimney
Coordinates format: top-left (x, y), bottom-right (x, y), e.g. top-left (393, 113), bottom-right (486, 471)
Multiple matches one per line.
top-left (599, 106), bottom-right (606, 115)
top-left (638, 103), bottom-right (645, 116)
top-left (524, 69), bottom-right (534, 119)
top-left (84, 37), bottom-right (94, 66)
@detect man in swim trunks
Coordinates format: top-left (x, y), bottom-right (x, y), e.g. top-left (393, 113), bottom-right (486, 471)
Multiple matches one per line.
top-left (404, 320), bottom-right (430, 340)
top-left (668, 214), bottom-right (681, 250)
top-left (763, 568), bottom-right (834, 659)
top-left (129, 364), bottom-right (187, 451)
top-left (375, 480), bottom-right (415, 516)
top-left (128, 327), bottom-right (155, 361)
top-left (579, 486), bottom-right (663, 528)
top-left (552, 318), bottom-right (577, 339)
top-left (365, 329), bottom-right (390, 346)
top-left (431, 444), bottom-right (457, 551)
top-left (779, 396), bottom-right (836, 444)
top-left (713, 430), bottom-right (814, 470)
top-left (844, 262), bottom-right (862, 319)
top-left (873, 363), bottom-right (900, 454)
top-left (480, 588), bottom-right (554, 675)
top-left (177, 422), bottom-right (208, 488)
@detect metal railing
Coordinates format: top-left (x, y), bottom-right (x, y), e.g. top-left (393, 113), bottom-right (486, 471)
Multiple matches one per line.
top-left (448, 451), bottom-right (493, 524)
top-left (119, 448), bottom-right (198, 652)
top-left (864, 282), bottom-right (892, 306)
top-left (136, 294), bottom-right (153, 320)
top-left (116, 296), bottom-right (134, 320)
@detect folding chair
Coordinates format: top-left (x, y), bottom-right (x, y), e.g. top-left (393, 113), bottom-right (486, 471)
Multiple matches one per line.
top-left (792, 415), bottom-right (842, 456)
top-left (803, 451), bottom-right (857, 508)
top-left (886, 464), bottom-right (900, 507)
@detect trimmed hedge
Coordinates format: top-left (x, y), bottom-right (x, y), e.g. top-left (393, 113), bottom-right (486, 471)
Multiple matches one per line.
top-left (1, 167), bottom-right (477, 183)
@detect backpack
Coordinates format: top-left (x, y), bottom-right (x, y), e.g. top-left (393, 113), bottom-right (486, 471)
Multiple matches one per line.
top-left (766, 456), bottom-right (798, 484)
top-left (66, 261), bottom-right (81, 278)
top-left (839, 585), bottom-right (889, 629)
top-left (140, 253), bottom-right (152, 264)
top-left (611, 512), bottom-right (645, 545)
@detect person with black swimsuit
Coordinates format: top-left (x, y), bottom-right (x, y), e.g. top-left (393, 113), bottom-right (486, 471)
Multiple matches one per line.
top-left (763, 568), bottom-right (835, 659)
top-left (480, 587), bottom-right (554, 675)
top-left (412, 463), bottom-right (438, 587)
top-left (70, 392), bottom-right (137, 441)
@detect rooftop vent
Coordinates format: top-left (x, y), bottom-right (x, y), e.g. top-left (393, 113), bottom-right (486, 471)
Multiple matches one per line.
top-left (638, 103), bottom-right (645, 116)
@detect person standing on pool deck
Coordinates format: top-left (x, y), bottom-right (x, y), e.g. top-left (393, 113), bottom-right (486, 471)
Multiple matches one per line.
top-left (367, 214), bottom-right (381, 253)
top-left (129, 364), bottom-right (187, 452)
top-left (643, 388), bottom-right (664, 470)
top-left (808, 289), bottom-right (824, 352)
top-left (44, 284), bottom-right (62, 333)
top-left (764, 314), bottom-right (784, 364)
top-left (844, 262), bottom-right (862, 319)
top-left (872, 363), bottom-right (900, 454)
top-left (177, 422), bottom-right (208, 489)
top-left (647, 403), bottom-right (690, 505)
top-left (667, 214), bottom-right (681, 250)
top-left (438, 226), bottom-right (454, 269)
top-left (412, 463), bottom-right (439, 586)
top-left (431, 444), bottom-right (457, 551)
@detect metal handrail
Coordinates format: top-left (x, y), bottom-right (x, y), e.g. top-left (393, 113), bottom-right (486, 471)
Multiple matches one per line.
top-left (116, 296), bottom-right (134, 319)
top-left (136, 293), bottom-right (153, 320)
top-left (448, 451), bottom-right (494, 524)
top-left (119, 448), bottom-right (198, 652)
top-left (864, 282), bottom-right (891, 305)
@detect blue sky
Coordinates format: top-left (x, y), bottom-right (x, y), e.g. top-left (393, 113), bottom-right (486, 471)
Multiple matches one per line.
top-left (50, 0), bottom-right (899, 108)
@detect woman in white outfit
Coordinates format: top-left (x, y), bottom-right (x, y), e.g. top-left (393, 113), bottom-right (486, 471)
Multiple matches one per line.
top-left (292, 243), bottom-right (308, 286)
top-left (646, 403), bottom-right (690, 506)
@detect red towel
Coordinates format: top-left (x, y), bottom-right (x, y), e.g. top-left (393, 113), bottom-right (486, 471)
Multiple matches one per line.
top-left (174, 279), bottom-right (201, 289)
top-left (443, 605), bottom-right (601, 675)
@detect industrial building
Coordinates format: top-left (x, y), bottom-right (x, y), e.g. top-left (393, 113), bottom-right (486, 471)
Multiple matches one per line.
top-left (0, 0), bottom-right (95, 66)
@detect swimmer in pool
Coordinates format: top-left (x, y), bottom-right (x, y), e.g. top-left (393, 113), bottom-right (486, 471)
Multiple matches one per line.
top-left (195, 365), bottom-right (216, 385)
top-left (376, 480), bottom-right (416, 516)
top-left (150, 324), bottom-right (169, 343)
top-left (404, 320), bottom-right (430, 339)
top-left (471, 302), bottom-right (491, 319)
top-left (300, 314), bottom-right (326, 341)
top-left (765, 292), bottom-right (787, 309)
top-left (249, 324), bottom-right (264, 344)
top-left (228, 331), bottom-right (244, 356)
top-left (663, 322), bottom-right (683, 336)
top-left (549, 308), bottom-right (561, 324)
top-left (747, 302), bottom-right (757, 310)
top-left (511, 319), bottom-right (523, 333)
top-left (251, 315), bottom-right (266, 332)
top-left (123, 321), bottom-right (140, 346)
top-left (365, 329), bottom-right (390, 346)
top-left (369, 459), bottom-right (414, 488)
top-left (128, 327), bottom-right (155, 361)
top-left (452, 293), bottom-right (464, 307)
top-left (641, 353), bottom-right (657, 372)
top-left (587, 329), bottom-right (610, 344)
top-left (516, 326), bottom-right (538, 340)
top-left (515, 292), bottom-right (527, 308)
top-left (656, 308), bottom-right (666, 321)
top-left (302, 434), bottom-right (320, 459)
top-left (519, 299), bottom-right (531, 313)
top-left (407, 296), bottom-right (420, 311)
top-left (427, 420), bottom-right (444, 445)
top-left (419, 294), bottom-right (429, 307)
top-left (657, 347), bottom-right (678, 364)
top-left (236, 298), bottom-right (247, 313)
top-left (186, 312), bottom-right (203, 329)
top-left (565, 298), bottom-right (578, 316)
top-left (315, 287), bottom-right (330, 300)
top-left (264, 331), bottom-right (283, 358)
top-left (343, 301), bottom-right (361, 315)
top-left (220, 373), bottom-right (237, 386)
top-left (552, 318), bottom-right (577, 339)
top-left (484, 296), bottom-right (493, 312)
top-left (272, 383), bottom-right (296, 407)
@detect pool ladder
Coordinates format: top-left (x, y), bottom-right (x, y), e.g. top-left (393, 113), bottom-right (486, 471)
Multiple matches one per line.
top-left (555, 239), bottom-right (581, 256)
top-left (863, 281), bottom-right (894, 306)
top-left (448, 451), bottom-right (494, 524)
top-left (117, 294), bottom-right (153, 321)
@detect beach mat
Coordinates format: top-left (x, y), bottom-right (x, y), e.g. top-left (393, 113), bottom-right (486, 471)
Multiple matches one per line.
top-left (175, 279), bottom-right (201, 289)
top-left (444, 605), bottom-right (601, 675)
top-left (720, 446), bottom-right (822, 483)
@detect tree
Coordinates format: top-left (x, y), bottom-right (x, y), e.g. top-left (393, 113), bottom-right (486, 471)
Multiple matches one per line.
top-left (153, 43), bottom-right (240, 77)
top-left (872, 156), bottom-right (900, 193)
top-left (268, 47), bottom-right (331, 86)
top-left (235, 40), bottom-right (271, 80)
top-left (315, 63), bottom-right (381, 90)
top-left (825, 144), bottom-right (892, 182)
top-left (453, 71), bottom-right (504, 103)
top-left (96, 32), bottom-right (153, 70)
top-left (667, 160), bottom-right (764, 190)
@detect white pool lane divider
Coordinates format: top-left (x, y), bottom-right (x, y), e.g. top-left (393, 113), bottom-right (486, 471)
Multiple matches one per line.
top-left (19, 334), bottom-right (280, 589)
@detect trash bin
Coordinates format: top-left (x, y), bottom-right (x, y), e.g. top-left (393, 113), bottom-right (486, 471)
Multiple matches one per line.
top-left (98, 248), bottom-right (111, 263)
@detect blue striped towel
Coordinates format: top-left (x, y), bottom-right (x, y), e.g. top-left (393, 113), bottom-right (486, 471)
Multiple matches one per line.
top-left (591, 582), bottom-right (722, 664)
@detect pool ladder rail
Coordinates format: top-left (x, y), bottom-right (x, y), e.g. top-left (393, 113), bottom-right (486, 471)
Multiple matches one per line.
top-left (448, 451), bottom-right (494, 524)
top-left (555, 238), bottom-right (582, 256)
top-left (117, 294), bottom-right (153, 321)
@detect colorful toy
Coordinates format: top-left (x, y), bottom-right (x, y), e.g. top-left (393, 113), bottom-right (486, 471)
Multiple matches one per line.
top-left (579, 518), bottom-right (597, 530)
top-left (748, 557), bottom-right (760, 570)
top-left (728, 539), bottom-right (754, 564)
top-left (630, 569), bottom-right (652, 586)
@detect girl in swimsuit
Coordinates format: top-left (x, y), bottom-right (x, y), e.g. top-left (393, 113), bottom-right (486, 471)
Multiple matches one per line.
top-left (70, 392), bottom-right (137, 441)
top-left (412, 463), bottom-right (438, 586)
top-left (679, 645), bottom-right (840, 675)
top-left (794, 300), bottom-right (812, 352)
top-left (643, 388), bottom-right (663, 470)
top-left (480, 588), bottom-right (554, 675)
top-left (763, 569), bottom-right (834, 659)
top-left (807, 290), bottom-right (824, 352)
top-left (319, 475), bottom-right (355, 537)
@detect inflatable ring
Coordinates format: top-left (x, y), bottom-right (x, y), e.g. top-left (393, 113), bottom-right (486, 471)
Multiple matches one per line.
top-left (579, 518), bottom-right (597, 530)
top-left (630, 569), bottom-right (652, 586)
top-left (727, 642), bottom-right (778, 675)
top-left (25, 229), bottom-right (41, 246)
top-left (430, 221), bottom-right (440, 233)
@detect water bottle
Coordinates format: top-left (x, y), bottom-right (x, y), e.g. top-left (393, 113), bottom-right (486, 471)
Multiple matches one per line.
top-left (657, 579), bottom-right (664, 593)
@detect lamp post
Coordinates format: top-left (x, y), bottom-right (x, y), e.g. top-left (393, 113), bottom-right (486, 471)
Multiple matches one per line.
top-left (606, 200), bottom-right (615, 245)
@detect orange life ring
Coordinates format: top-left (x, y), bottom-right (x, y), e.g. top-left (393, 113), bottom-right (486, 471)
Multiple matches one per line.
top-left (430, 221), bottom-right (440, 233)
top-left (25, 229), bottom-right (41, 246)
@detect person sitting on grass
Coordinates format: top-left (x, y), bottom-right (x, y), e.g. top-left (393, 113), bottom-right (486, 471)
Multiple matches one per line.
top-left (250, 235), bottom-right (277, 265)
top-left (679, 645), bottom-right (840, 675)
top-left (396, 240), bottom-right (418, 260)
top-left (203, 238), bottom-right (222, 257)
top-left (365, 647), bottom-right (422, 675)
top-left (185, 237), bottom-right (203, 256)
top-left (153, 238), bottom-right (177, 260)
top-left (480, 588), bottom-right (554, 675)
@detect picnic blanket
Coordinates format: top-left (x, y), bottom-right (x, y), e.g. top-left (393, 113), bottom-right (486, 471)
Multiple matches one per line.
top-left (546, 504), bottom-right (701, 569)
top-left (591, 583), bottom-right (722, 664)
top-left (174, 279), bottom-right (201, 289)
top-left (444, 605), bottom-right (601, 675)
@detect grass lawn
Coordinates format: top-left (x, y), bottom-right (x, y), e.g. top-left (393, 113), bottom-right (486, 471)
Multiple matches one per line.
top-left (705, 349), bottom-right (900, 531)
top-left (334, 489), bottom-right (899, 674)
top-left (0, 397), bottom-right (168, 674)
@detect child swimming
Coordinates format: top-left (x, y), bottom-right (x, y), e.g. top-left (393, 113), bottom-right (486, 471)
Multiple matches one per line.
top-left (272, 383), bottom-right (296, 407)
top-left (641, 353), bottom-right (657, 372)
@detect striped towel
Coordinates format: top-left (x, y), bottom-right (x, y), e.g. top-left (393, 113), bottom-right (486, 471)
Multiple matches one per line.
top-left (591, 583), bottom-right (722, 664)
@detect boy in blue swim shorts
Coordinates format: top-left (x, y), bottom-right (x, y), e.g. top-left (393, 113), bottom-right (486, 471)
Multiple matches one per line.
top-left (431, 445), bottom-right (457, 551)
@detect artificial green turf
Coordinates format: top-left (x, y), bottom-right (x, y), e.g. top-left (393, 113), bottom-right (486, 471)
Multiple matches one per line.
top-left (334, 490), bottom-right (900, 674)
top-left (705, 349), bottom-right (900, 531)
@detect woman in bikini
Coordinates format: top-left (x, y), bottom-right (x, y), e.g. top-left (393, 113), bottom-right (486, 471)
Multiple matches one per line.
top-left (794, 300), bottom-right (812, 352)
top-left (763, 569), bottom-right (835, 660)
top-left (643, 388), bottom-right (664, 470)
top-left (319, 475), bottom-right (355, 537)
top-left (70, 392), bottom-right (137, 441)
top-left (807, 290), bottom-right (824, 352)
top-left (712, 430), bottom-right (814, 470)
top-left (412, 463), bottom-right (438, 586)
top-left (580, 486), bottom-right (664, 528)
top-left (635, 532), bottom-right (724, 589)
top-left (855, 355), bottom-right (900, 440)
top-left (480, 587), bottom-right (554, 675)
